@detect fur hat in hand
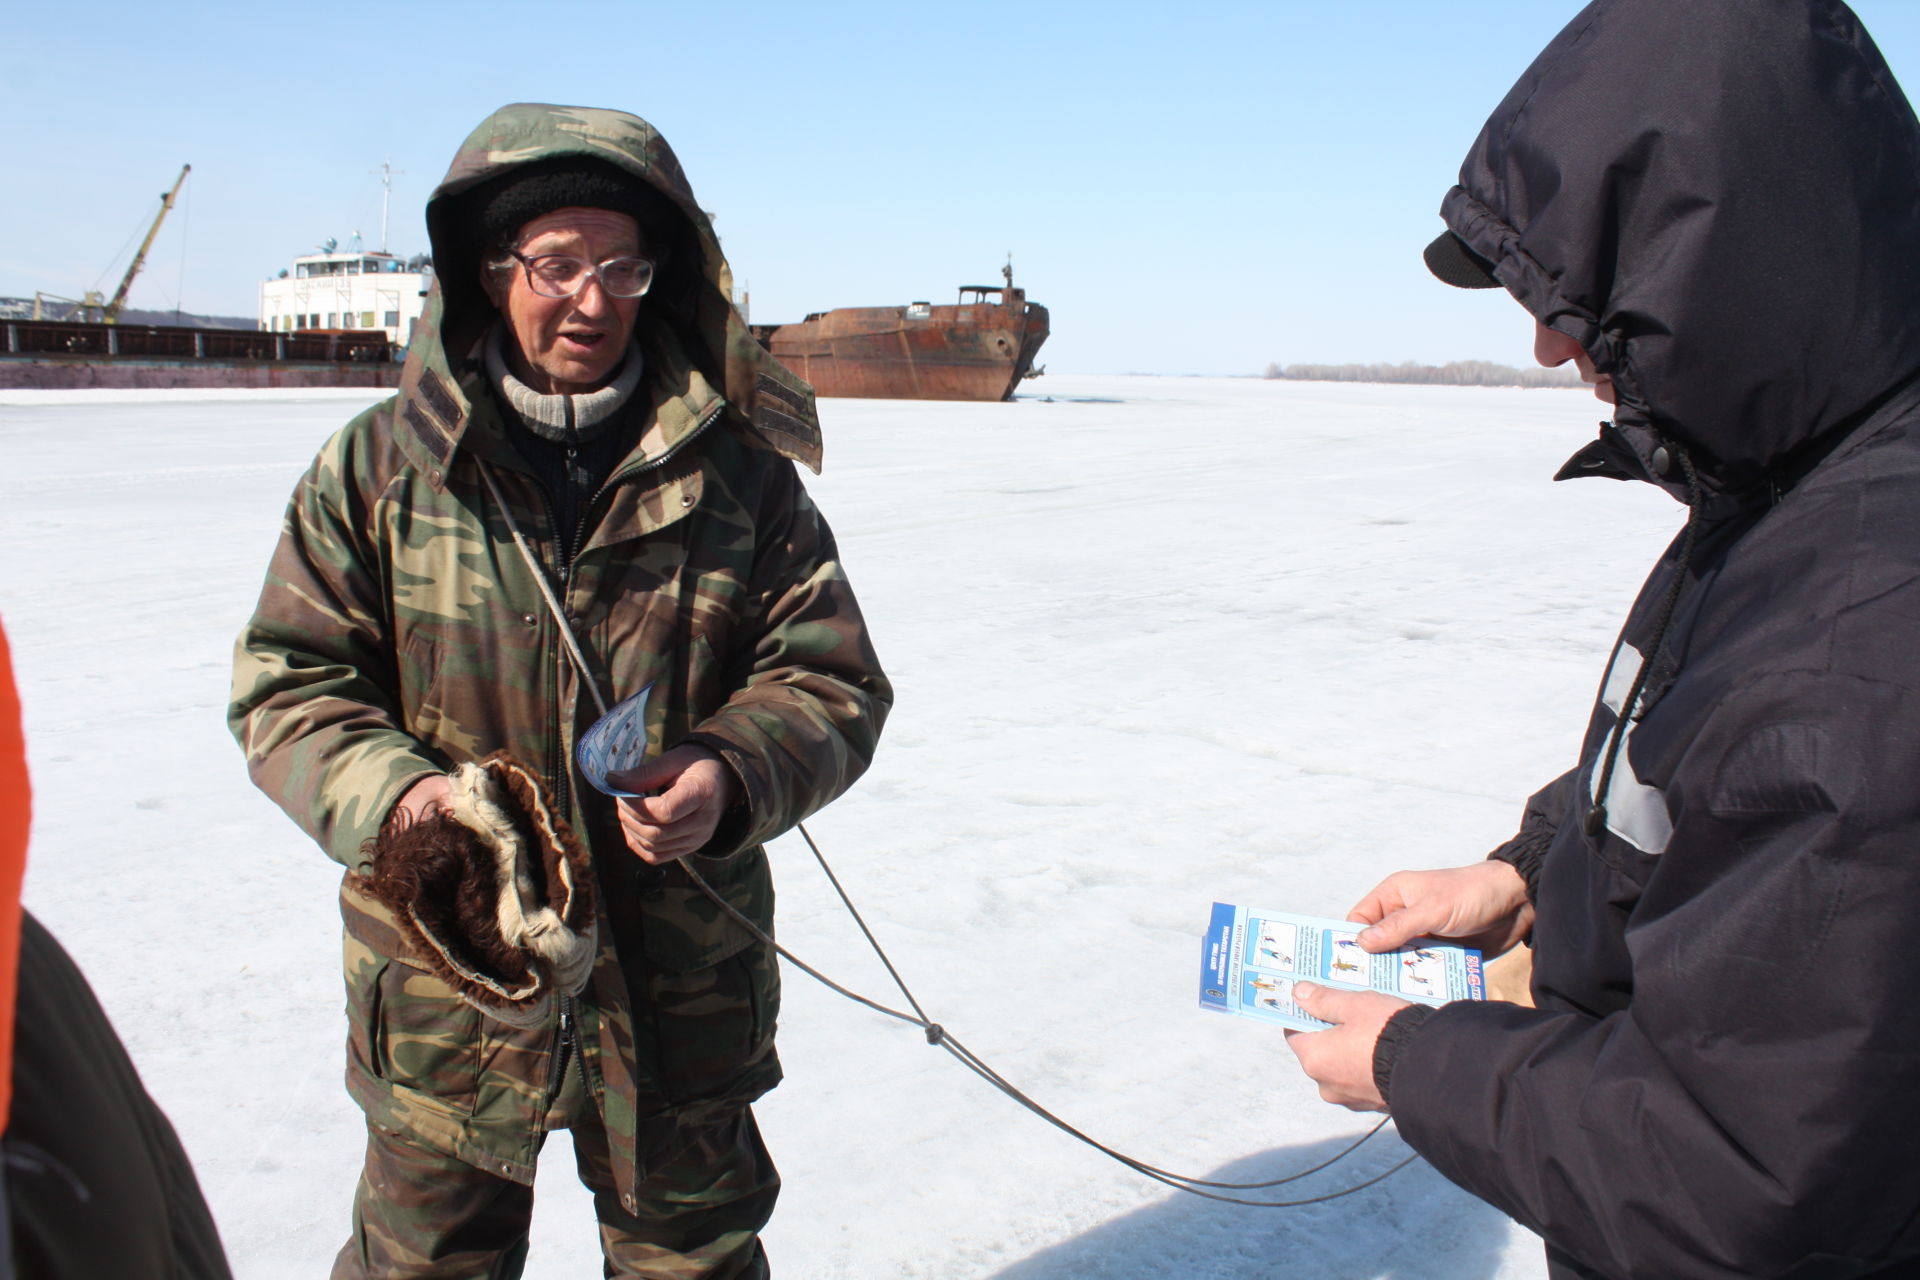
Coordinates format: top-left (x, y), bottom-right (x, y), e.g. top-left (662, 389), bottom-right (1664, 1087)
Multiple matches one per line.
top-left (354, 752), bottom-right (598, 1028)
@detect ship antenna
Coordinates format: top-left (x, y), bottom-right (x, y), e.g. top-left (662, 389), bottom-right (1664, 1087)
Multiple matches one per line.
top-left (1003, 253), bottom-right (1014, 291)
top-left (372, 159), bottom-right (405, 254)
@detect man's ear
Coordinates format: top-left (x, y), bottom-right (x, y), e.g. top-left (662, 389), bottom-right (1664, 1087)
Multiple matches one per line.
top-left (479, 265), bottom-right (506, 309)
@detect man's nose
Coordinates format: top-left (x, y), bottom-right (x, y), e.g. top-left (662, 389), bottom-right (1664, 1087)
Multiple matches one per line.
top-left (570, 278), bottom-right (614, 316)
top-left (1533, 321), bottom-right (1579, 368)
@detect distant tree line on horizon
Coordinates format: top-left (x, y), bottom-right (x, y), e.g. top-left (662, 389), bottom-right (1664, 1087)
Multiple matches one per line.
top-left (0, 297), bottom-right (256, 329)
top-left (1264, 359), bottom-right (1585, 388)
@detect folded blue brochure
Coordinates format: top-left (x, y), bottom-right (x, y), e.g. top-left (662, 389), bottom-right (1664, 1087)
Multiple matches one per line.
top-left (575, 683), bottom-right (655, 798)
top-left (1199, 902), bottom-right (1485, 1032)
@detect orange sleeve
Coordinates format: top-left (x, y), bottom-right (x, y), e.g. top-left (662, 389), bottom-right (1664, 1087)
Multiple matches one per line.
top-left (0, 620), bottom-right (32, 1131)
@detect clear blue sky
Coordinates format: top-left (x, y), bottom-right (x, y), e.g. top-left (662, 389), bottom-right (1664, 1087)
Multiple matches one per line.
top-left (9, 0), bottom-right (1920, 375)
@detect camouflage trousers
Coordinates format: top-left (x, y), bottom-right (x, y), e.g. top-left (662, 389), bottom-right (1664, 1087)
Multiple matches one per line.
top-left (329, 1105), bottom-right (778, 1280)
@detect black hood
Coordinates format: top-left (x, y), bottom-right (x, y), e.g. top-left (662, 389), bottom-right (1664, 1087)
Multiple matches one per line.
top-left (1443, 0), bottom-right (1920, 498)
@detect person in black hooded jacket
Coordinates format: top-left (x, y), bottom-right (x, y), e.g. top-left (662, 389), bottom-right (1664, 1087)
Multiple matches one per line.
top-left (1283, 2), bottom-right (1920, 1277)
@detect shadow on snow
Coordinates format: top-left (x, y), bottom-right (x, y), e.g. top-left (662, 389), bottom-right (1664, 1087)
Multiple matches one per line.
top-left (989, 1133), bottom-right (1520, 1280)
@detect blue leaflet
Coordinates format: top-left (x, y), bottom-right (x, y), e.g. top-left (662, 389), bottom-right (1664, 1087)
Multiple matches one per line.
top-left (1199, 902), bottom-right (1485, 1032)
top-left (575, 683), bottom-right (655, 797)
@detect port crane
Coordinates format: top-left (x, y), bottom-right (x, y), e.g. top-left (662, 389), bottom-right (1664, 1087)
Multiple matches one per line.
top-left (33, 164), bottom-right (191, 323)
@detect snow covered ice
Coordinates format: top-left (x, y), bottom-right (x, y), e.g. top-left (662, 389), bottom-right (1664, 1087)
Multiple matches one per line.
top-left (0, 376), bottom-right (1676, 1278)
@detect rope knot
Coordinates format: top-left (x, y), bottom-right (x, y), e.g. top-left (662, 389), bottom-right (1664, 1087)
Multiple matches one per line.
top-left (923, 1023), bottom-right (946, 1046)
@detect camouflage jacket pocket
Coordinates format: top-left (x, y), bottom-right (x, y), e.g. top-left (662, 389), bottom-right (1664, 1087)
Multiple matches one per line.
top-left (341, 882), bottom-right (481, 1114)
top-left (636, 849), bottom-right (774, 974)
top-left (638, 938), bottom-right (783, 1112)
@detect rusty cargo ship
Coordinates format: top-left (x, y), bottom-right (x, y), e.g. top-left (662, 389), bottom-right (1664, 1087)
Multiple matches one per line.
top-left (751, 263), bottom-right (1048, 402)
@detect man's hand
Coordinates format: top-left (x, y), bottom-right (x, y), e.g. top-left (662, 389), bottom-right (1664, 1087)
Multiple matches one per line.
top-left (392, 773), bottom-right (452, 827)
top-left (1347, 861), bottom-right (1534, 956)
top-left (609, 745), bottom-right (740, 866)
top-left (1283, 983), bottom-right (1408, 1112)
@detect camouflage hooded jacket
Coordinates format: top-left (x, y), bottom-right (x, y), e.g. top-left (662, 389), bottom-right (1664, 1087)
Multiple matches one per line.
top-left (229, 104), bottom-right (891, 1206)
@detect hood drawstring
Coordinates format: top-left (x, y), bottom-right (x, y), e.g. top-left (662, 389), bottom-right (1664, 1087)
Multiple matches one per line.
top-left (1584, 438), bottom-right (1701, 839)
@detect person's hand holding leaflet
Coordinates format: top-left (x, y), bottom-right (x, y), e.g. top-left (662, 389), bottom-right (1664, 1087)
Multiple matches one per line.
top-left (1347, 861), bottom-right (1534, 956)
top-left (610, 743), bottom-right (739, 865)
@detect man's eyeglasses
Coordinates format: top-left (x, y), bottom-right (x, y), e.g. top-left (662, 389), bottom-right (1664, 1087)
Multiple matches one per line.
top-left (509, 252), bottom-right (655, 299)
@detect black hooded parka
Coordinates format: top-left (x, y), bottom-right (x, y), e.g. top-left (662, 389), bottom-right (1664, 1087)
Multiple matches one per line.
top-left (1382, 2), bottom-right (1920, 1277)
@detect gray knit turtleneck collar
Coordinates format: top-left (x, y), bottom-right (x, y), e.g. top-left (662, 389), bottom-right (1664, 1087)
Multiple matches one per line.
top-left (486, 325), bottom-right (644, 443)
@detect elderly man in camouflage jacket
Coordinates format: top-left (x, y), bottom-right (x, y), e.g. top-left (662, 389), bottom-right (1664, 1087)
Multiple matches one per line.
top-left (230, 103), bottom-right (891, 1279)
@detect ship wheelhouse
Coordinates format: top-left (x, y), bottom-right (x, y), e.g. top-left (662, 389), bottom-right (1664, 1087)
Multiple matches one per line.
top-left (259, 248), bottom-right (430, 348)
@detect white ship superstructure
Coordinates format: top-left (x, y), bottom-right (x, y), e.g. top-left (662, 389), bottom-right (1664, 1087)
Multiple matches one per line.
top-left (259, 248), bottom-right (429, 347)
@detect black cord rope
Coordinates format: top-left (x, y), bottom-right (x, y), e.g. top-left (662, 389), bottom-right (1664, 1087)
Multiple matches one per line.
top-left (786, 826), bottom-right (1399, 1195)
top-left (501, 443), bottom-right (1417, 1207)
top-left (678, 833), bottom-right (1418, 1207)
top-left (792, 824), bottom-right (932, 1026)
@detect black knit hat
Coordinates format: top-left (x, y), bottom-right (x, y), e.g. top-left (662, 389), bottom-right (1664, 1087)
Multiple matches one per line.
top-left (428, 152), bottom-right (701, 358)
top-left (1423, 231), bottom-right (1501, 289)
top-left (468, 156), bottom-right (675, 253)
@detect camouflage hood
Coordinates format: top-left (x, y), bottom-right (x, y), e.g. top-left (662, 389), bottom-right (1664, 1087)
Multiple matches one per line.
top-left (401, 102), bottom-right (822, 472)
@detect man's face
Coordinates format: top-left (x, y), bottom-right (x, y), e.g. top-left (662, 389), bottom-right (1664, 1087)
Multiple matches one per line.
top-left (1534, 321), bottom-right (1615, 405)
top-left (484, 207), bottom-right (644, 395)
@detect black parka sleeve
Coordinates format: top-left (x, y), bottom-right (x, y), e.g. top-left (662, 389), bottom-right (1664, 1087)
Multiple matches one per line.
top-left (1485, 768), bottom-right (1578, 902)
top-left (1385, 674), bottom-right (1920, 1279)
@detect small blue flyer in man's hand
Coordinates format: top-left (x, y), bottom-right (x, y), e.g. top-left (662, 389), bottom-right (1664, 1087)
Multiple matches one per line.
top-left (1199, 902), bottom-right (1485, 1032)
top-left (576, 683), bottom-right (655, 797)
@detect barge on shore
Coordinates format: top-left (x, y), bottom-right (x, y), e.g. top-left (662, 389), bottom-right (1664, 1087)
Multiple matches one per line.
top-left (0, 319), bottom-right (398, 391)
top-left (751, 263), bottom-right (1048, 402)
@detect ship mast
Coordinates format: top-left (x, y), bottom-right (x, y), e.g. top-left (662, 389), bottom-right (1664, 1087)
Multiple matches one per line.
top-left (104, 164), bottom-right (190, 324)
top-left (372, 159), bottom-right (404, 254)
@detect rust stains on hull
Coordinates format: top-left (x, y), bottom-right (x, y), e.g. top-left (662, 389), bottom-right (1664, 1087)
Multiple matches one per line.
top-left (752, 270), bottom-right (1048, 402)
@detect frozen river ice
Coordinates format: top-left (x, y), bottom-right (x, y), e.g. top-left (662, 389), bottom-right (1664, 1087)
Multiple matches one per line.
top-left (0, 375), bottom-right (1677, 1278)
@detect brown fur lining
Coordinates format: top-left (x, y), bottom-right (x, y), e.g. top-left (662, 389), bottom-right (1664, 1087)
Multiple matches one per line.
top-left (350, 752), bottom-right (596, 1025)
top-left (351, 805), bottom-right (542, 1007)
top-left (483, 752), bottom-right (596, 947)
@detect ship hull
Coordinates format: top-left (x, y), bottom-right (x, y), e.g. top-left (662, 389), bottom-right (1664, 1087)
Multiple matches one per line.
top-left (756, 295), bottom-right (1049, 402)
